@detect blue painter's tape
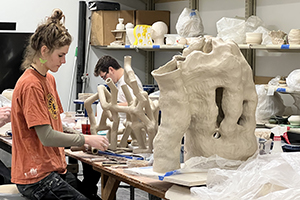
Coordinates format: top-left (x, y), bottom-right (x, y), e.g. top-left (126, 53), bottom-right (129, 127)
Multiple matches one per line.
top-left (125, 45), bottom-right (131, 48)
top-left (276, 88), bottom-right (286, 92)
top-left (281, 44), bottom-right (289, 49)
top-left (158, 170), bottom-right (180, 181)
top-left (152, 45), bottom-right (160, 49)
top-left (98, 150), bottom-right (144, 160)
top-left (190, 11), bottom-right (196, 17)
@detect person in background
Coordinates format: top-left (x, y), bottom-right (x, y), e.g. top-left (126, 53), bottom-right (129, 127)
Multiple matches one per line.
top-left (0, 106), bottom-right (12, 185)
top-left (10, 9), bottom-right (108, 200)
top-left (0, 106), bottom-right (11, 128)
top-left (94, 55), bottom-right (143, 125)
top-left (90, 55), bottom-right (143, 195)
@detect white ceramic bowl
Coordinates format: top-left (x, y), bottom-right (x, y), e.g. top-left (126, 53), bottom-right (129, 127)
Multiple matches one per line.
top-left (288, 115), bottom-right (300, 126)
top-left (246, 32), bottom-right (262, 45)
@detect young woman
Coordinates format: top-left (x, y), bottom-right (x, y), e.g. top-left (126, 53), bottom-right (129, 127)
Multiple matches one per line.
top-left (10, 9), bottom-right (109, 199)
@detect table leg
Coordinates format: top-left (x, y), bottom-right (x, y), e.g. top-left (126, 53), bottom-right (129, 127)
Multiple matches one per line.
top-left (101, 173), bottom-right (120, 200)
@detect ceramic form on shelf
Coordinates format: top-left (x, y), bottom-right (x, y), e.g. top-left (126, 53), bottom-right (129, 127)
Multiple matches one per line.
top-left (151, 37), bottom-right (258, 173)
top-left (116, 18), bottom-right (125, 30)
top-left (164, 34), bottom-right (180, 45)
top-left (176, 37), bottom-right (187, 45)
top-left (125, 23), bottom-right (135, 45)
top-left (246, 32), bottom-right (262, 45)
top-left (133, 25), bottom-right (152, 46)
top-left (269, 30), bottom-right (287, 45)
top-left (150, 21), bottom-right (168, 45)
top-left (288, 115), bottom-right (300, 126)
top-left (84, 56), bottom-right (159, 153)
top-left (288, 29), bottom-right (300, 45)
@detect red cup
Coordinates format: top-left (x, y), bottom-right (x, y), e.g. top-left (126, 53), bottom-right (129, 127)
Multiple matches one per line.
top-left (81, 124), bottom-right (91, 135)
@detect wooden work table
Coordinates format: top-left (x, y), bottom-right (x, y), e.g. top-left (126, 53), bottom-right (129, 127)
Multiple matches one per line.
top-left (65, 149), bottom-right (173, 200)
top-left (0, 136), bottom-right (173, 199)
top-left (0, 121), bottom-right (174, 200)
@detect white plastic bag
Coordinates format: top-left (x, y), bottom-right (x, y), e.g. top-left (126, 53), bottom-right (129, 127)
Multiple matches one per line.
top-left (175, 8), bottom-right (204, 37)
top-left (254, 26), bottom-right (272, 45)
top-left (286, 69), bottom-right (300, 91)
top-left (217, 15), bottom-right (266, 44)
top-left (255, 85), bottom-right (285, 123)
top-left (190, 153), bottom-right (300, 200)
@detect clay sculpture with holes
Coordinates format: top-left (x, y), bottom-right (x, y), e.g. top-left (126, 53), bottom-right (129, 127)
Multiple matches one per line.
top-left (152, 37), bottom-right (258, 173)
top-left (84, 56), bottom-right (159, 153)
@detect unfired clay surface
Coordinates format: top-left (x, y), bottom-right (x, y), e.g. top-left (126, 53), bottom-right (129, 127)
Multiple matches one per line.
top-left (84, 56), bottom-right (159, 153)
top-left (152, 37), bottom-right (258, 173)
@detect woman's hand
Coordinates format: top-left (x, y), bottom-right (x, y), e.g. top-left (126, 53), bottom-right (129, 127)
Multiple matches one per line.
top-left (0, 106), bottom-right (11, 127)
top-left (84, 135), bottom-right (109, 151)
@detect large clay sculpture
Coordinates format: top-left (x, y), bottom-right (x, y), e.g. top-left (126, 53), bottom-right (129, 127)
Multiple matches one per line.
top-left (84, 56), bottom-right (159, 153)
top-left (152, 37), bottom-right (258, 173)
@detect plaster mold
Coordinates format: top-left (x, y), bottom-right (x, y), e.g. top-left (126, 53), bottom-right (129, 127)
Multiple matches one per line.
top-left (269, 30), bottom-right (287, 45)
top-left (152, 37), bottom-right (258, 173)
top-left (84, 56), bottom-right (159, 153)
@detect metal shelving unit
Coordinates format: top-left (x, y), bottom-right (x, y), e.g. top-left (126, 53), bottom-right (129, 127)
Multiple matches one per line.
top-left (239, 44), bottom-right (300, 52)
top-left (94, 0), bottom-right (265, 83)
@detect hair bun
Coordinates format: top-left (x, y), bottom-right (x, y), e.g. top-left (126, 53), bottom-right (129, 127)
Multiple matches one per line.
top-left (50, 8), bottom-right (64, 23)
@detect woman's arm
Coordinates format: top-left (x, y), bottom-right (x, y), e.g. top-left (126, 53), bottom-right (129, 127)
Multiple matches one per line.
top-left (35, 124), bottom-right (109, 151)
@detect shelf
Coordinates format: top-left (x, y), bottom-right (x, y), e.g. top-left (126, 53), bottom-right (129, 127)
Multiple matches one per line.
top-left (91, 43), bottom-right (300, 53)
top-left (238, 44), bottom-right (300, 52)
top-left (94, 44), bottom-right (300, 52)
top-left (92, 44), bottom-right (187, 51)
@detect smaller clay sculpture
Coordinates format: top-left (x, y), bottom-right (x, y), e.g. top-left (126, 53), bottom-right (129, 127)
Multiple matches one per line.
top-left (84, 56), bottom-right (159, 153)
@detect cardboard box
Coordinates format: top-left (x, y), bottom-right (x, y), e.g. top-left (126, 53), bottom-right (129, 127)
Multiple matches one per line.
top-left (135, 10), bottom-right (170, 33)
top-left (90, 10), bottom-right (171, 46)
top-left (91, 10), bottom-right (135, 46)
top-left (254, 76), bottom-right (273, 84)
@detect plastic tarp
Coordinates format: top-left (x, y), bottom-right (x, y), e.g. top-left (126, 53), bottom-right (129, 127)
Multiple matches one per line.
top-left (188, 152), bottom-right (300, 200)
top-left (216, 15), bottom-right (271, 44)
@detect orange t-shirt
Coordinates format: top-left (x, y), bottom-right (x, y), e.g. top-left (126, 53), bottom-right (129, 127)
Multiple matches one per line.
top-left (11, 69), bottom-right (67, 184)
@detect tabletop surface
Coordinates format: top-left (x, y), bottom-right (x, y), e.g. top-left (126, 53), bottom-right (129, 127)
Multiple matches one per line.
top-left (65, 149), bottom-right (173, 198)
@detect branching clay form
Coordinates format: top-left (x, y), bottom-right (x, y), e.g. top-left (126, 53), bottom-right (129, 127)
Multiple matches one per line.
top-left (84, 56), bottom-right (159, 153)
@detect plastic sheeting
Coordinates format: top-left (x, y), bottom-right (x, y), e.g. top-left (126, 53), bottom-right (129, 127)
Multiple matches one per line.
top-left (175, 8), bottom-right (204, 37)
top-left (189, 152), bottom-right (300, 200)
top-left (216, 15), bottom-right (271, 44)
top-left (255, 84), bottom-right (285, 124)
top-left (287, 69), bottom-right (300, 92)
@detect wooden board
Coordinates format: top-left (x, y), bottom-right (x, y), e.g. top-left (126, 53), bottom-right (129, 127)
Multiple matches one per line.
top-left (124, 166), bottom-right (207, 187)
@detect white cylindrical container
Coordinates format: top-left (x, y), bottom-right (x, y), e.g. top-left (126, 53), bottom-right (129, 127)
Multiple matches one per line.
top-left (288, 115), bottom-right (300, 126)
top-left (246, 32), bottom-right (262, 45)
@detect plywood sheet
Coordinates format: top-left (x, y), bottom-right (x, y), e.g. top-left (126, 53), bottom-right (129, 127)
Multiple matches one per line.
top-left (124, 166), bottom-right (207, 187)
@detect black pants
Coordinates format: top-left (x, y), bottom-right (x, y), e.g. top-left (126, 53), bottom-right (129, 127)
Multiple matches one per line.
top-left (0, 160), bottom-right (11, 185)
top-left (80, 162), bottom-right (101, 197)
top-left (17, 171), bottom-right (88, 200)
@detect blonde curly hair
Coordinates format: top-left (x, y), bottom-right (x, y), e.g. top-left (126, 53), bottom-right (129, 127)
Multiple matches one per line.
top-left (22, 8), bottom-right (72, 69)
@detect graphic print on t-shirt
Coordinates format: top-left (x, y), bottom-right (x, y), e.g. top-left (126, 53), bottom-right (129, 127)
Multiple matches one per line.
top-left (47, 93), bottom-right (58, 120)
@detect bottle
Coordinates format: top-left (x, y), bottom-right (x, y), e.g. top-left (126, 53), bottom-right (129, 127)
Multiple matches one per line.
top-left (81, 111), bottom-right (91, 135)
top-left (272, 135), bottom-right (283, 153)
top-left (270, 126), bottom-right (286, 153)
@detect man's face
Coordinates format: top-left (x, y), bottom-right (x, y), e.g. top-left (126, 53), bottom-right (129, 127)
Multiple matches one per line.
top-left (99, 67), bottom-right (117, 83)
top-left (99, 70), bottom-right (109, 80)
